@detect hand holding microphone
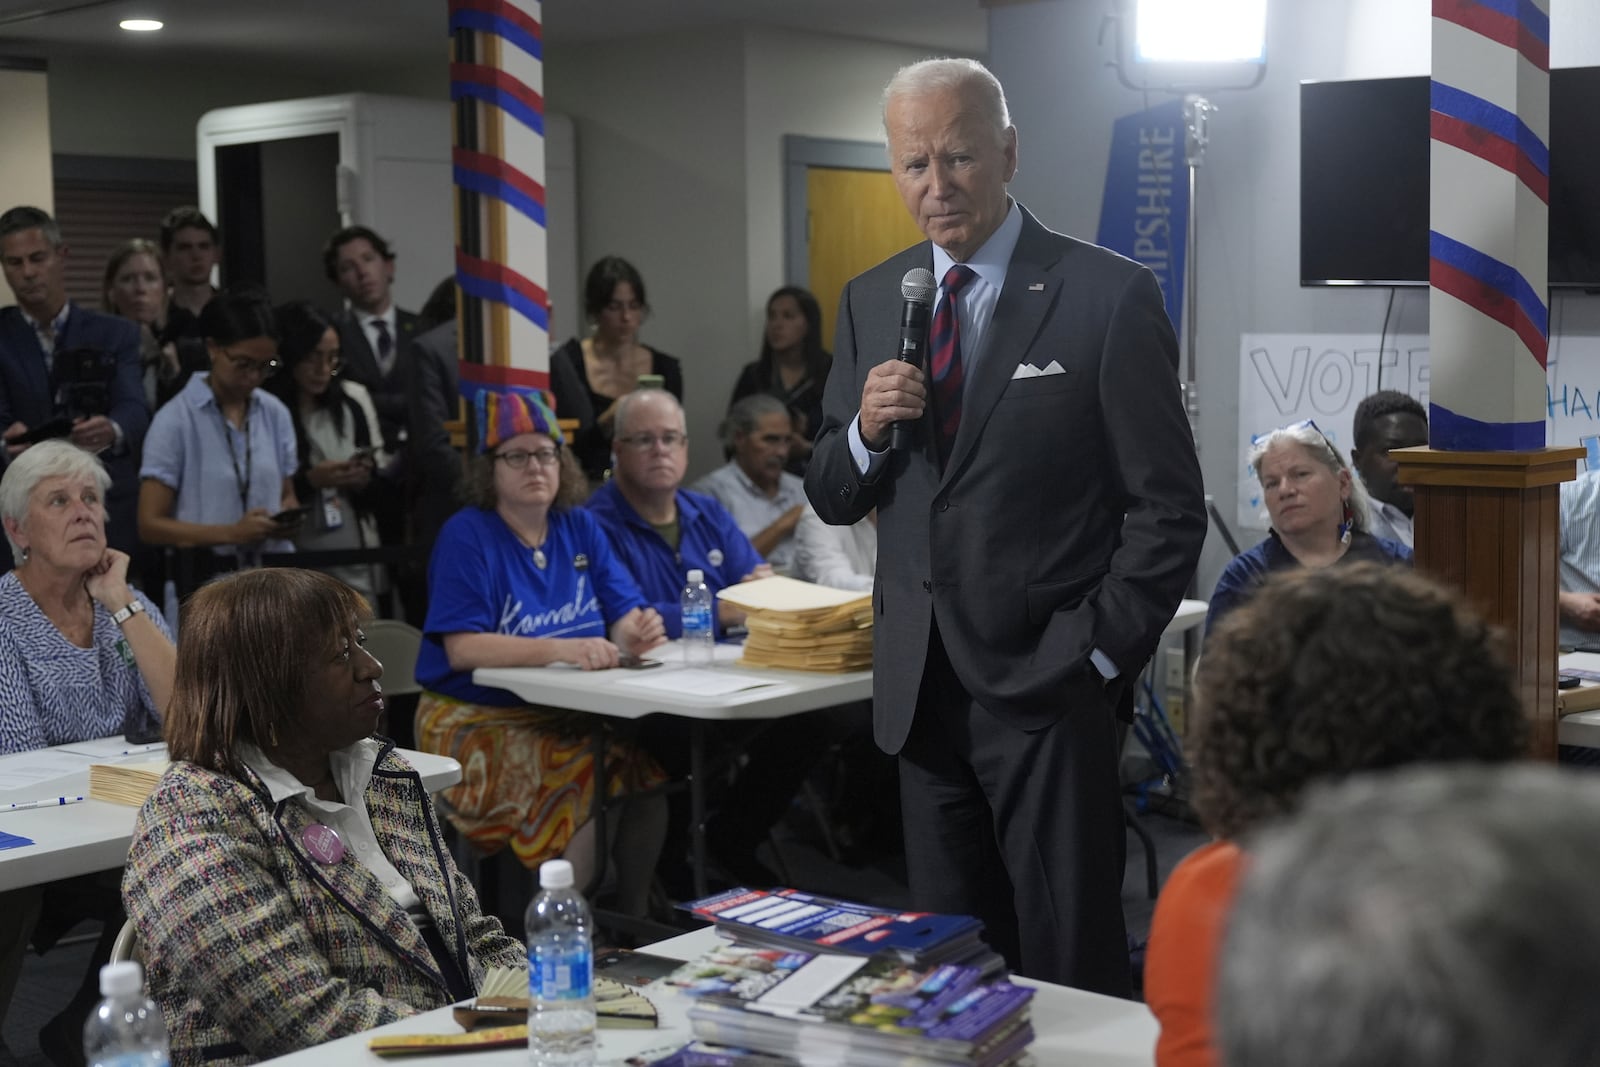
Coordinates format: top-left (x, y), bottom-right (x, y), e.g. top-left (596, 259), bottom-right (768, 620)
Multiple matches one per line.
top-left (890, 268), bottom-right (935, 452)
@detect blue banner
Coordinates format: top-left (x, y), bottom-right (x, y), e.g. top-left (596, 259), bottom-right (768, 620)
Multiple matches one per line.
top-left (1096, 98), bottom-right (1189, 331)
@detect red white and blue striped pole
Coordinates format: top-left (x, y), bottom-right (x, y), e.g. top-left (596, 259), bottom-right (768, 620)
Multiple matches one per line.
top-left (448, 0), bottom-right (550, 438)
top-left (1428, 0), bottom-right (1549, 451)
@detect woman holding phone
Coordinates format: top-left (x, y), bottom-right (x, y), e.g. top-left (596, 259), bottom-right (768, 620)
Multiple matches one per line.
top-left (549, 256), bottom-right (683, 483)
top-left (139, 290), bottom-right (302, 577)
top-left (266, 302), bottom-right (388, 607)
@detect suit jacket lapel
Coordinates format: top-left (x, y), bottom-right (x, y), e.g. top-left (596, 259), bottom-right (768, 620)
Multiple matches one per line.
top-left (943, 213), bottom-right (1063, 482)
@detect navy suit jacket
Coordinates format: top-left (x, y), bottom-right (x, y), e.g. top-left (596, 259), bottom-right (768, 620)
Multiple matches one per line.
top-left (0, 304), bottom-right (149, 564)
top-left (805, 207), bottom-right (1207, 753)
top-left (336, 307), bottom-right (420, 452)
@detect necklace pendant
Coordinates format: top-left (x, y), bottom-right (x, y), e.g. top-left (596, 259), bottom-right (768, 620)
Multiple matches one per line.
top-left (533, 548), bottom-right (548, 569)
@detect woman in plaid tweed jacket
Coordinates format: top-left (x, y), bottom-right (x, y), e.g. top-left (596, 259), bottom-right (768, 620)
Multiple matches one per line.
top-left (123, 569), bottom-right (524, 1066)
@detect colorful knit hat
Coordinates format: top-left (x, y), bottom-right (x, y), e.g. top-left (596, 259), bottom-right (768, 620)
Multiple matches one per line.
top-left (477, 389), bottom-right (564, 453)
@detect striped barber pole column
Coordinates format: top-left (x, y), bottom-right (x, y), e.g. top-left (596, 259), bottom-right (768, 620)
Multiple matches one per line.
top-left (1428, 0), bottom-right (1549, 452)
top-left (448, 0), bottom-right (550, 434)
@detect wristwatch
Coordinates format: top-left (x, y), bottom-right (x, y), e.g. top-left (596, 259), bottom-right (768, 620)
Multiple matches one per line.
top-left (111, 601), bottom-right (145, 627)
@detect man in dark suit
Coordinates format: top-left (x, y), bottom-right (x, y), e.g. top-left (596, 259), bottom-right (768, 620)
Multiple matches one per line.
top-left (805, 60), bottom-right (1206, 994)
top-left (325, 225), bottom-right (424, 615)
top-left (0, 206), bottom-right (149, 569)
top-left (325, 225), bottom-right (419, 453)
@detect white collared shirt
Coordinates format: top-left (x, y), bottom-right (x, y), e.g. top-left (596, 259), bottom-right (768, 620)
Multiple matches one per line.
top-left (20, 301), bottom-right (70, 364)
top-left (357, 306), bottom-right (399, 377)
top-left (239, 739), bottom-right (421, 910)
top-left (930, 198), bottom-right (1024, 379)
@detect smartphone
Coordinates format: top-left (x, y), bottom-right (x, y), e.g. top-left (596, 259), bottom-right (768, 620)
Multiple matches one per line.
top-left (348, 446), bottom-right (377, 464)
top-left (617, 654), bottom-right (663, 670)
top-left (636, 373), bottom-right (665, 390)
top-left (270, 506), bottom-right (312, 525)
top-left (594, 948), bottom-right (682, 987)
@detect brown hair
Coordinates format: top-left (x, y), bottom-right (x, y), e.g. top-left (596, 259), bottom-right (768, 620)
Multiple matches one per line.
top-left (101, 238), bottom-right (165, 313)
top-left (459, 445), bottom-right (590, 511)
top-left (1191, 563), bottom-right (1526, 840)
top-left (164, 569), bottom-right (371, 779)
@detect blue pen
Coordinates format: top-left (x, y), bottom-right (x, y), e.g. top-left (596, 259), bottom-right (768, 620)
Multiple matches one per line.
top-left (3, 796), bottom-right (86, 812)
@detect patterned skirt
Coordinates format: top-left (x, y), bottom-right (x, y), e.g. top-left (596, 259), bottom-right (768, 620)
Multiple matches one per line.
top-left (416, 692), bottom-right (665, 870)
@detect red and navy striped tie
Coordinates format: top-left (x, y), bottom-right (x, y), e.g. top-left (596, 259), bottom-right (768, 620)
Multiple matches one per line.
top-left (930, 264), bottom-right (975, 467)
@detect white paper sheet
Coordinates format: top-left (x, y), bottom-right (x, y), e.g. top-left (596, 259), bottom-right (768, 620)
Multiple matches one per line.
top-left (0, 750), bottom-right (95, 791)
top-left (609, 669), bottom-right (782, 697)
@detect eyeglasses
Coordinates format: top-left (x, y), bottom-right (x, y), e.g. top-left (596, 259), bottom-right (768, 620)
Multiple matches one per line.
top-left (495, 446), bottom-right (562, 469)
top-left (307, 352), bottom-right (343, 373)
top-left (222, 350), bottom-right (279, 378)
top-left (616, 431), bottom-right (687, 452)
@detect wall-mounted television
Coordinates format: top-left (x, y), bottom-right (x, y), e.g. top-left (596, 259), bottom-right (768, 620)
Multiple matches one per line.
top-left (1300, 68), bottom-right (1600, 290)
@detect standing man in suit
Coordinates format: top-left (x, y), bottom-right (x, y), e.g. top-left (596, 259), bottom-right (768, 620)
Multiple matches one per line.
top-left (325, 225), bottom-right (423, 615)
top-left (0, 206), bottom-right (150, 569)
top-left (806, 59), bottom-right (1205, 994)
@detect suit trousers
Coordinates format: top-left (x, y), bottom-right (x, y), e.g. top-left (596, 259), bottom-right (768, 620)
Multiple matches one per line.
top-left (898, 623), bottom-right (1131, 996)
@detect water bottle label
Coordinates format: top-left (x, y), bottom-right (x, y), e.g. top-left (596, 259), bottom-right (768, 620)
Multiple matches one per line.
top-left (529, 943), bottom-right (592, 1001)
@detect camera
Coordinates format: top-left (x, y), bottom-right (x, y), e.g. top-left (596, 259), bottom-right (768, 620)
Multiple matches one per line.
top-left (51, 346), bottom-right (115, 419)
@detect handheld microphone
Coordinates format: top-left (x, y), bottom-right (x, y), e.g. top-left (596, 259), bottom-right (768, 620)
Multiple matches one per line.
top-left (891, 267), bottom-right (936, 452)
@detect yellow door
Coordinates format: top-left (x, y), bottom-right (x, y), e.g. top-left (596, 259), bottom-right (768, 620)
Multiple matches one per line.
top-left (806, 167), bottom-right (926, 349)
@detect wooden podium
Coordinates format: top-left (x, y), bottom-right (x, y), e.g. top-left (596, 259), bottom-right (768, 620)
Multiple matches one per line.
top-left (1394, 445), bottom-right (1585, 759)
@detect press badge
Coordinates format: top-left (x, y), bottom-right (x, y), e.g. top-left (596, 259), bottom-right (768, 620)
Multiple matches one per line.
top-left (115, 638), bottom-right (134, 667)
top-left (321, 488), bottom-right (344, 531)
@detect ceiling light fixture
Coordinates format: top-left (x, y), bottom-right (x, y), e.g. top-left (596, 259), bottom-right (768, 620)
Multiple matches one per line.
top-left (119, 18), bottom-right (163, 32)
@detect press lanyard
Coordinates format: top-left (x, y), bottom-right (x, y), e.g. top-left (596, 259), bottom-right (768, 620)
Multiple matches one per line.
top-left (218, 404), bottom-right (252, 513)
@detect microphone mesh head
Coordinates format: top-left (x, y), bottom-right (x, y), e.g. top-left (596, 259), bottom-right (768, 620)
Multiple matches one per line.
top-left (901, 268), bottom-right (936, 305)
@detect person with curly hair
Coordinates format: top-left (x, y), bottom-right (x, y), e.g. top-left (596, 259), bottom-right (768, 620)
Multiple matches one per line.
top-left (1145, 563), bottom-right (1526, 1067)
top-left (1206, 419), bottom-right (1411, 635)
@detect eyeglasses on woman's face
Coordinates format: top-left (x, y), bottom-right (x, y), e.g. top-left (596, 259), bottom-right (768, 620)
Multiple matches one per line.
top-left (494, 445), bottom-right (562, 469)
top-left (222, 350), bottom-right (280, 378)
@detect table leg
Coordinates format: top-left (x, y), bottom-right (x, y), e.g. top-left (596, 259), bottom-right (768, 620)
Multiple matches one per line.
top-left (690, 722), bottom-right (708, 900)
top-left (586, 719), bottom-right (608, 897)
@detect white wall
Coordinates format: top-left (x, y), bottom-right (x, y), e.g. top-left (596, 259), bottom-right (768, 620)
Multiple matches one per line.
top-left (44, 53), bottom-right (441, 160)
top-left (0, 65), bottom-right (54, 305)
top-left (741, 27), bottom-right (934, 348)
top-left (989, 0), bottom-right (1600, 595)
top-left (545, 26), bottom-right (750, 478)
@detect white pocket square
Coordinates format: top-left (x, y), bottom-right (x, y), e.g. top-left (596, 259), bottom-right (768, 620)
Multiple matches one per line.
top-left (1010, 360), bottom-right (1066, 380)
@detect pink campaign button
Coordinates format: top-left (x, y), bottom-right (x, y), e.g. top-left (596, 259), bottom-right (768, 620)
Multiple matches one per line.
top-left (301, 824), bottom-right (345, 865)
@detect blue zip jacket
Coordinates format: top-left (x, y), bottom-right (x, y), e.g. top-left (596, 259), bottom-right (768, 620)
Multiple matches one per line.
top-left (586, 480), bottom-right (764, 638)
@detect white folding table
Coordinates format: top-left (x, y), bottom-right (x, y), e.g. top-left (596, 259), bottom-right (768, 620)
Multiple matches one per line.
top-left (0, 740), bottom-right (461, 892)
top-left (258, 924), bottom-right (1158, 1066)
top-left (476, 641), bottom-right (872, 898)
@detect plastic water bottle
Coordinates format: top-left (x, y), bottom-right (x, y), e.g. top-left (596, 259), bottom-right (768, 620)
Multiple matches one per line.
top-left (526, 858), bottom-right (595, 1067)
top-left (83, 961), bottom-right (169, 1067)
top-left (681, 568), bottom-right (715, 667)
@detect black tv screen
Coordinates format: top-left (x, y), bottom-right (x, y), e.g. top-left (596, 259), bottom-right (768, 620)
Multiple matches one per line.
top-left (1300, 68), bottom-right (1600, 289)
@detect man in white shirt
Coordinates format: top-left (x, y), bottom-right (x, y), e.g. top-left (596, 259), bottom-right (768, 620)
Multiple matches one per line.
top-left (1350, 390), bottom-right (1428, 548)
top-left (692, 393), bottom-right (809, 576)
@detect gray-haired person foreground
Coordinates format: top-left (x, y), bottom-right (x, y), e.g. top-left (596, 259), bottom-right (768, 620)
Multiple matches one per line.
top-left (1217, 763), bottom-right (1600, 1067)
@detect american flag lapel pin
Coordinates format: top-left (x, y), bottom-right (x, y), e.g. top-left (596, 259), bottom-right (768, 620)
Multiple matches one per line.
top-left (1028, 282), bottom-right (1045, 291)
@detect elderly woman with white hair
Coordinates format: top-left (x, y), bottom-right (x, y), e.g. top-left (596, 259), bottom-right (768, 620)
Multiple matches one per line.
top-left (0, 438), bottom-right (175, 1066)
top-left (0, 438), bottom-right (174, 750)
top-left (1204, 419), bottom-right (1410, 635)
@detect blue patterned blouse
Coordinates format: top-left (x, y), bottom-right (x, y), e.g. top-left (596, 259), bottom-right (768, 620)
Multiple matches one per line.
top-left (0, 572), bottom-right (170, 753)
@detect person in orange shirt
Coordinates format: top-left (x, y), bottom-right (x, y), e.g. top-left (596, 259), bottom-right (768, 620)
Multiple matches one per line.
top-left (1144, 563), bottom-right (1526, 1067)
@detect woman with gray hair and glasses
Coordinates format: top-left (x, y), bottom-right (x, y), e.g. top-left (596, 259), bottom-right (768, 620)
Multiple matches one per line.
top-left (1204, 419), bottom-right (1410, 635)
